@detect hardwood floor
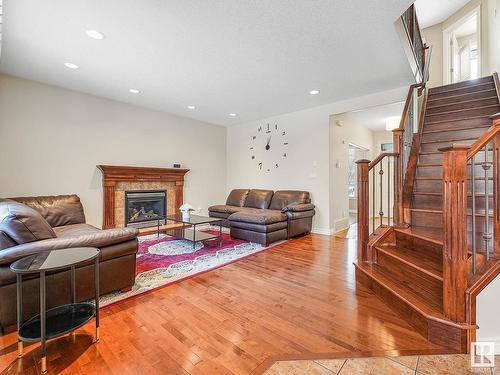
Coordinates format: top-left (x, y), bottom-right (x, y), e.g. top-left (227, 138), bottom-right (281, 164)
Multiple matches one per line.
top-left (0, 234), bottom-right (452, 375)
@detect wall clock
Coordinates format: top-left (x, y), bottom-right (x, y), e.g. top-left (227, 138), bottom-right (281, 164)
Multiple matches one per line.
top-left (250, 123), bottom-right (288, 172)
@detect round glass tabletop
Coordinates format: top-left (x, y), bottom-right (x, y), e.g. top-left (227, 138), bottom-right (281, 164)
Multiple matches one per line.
top-left (10, 247), bottom-right (99, 274)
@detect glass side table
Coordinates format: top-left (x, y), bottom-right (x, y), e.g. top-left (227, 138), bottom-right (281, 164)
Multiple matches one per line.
top-left (10, 247), bottom-right (100, 374)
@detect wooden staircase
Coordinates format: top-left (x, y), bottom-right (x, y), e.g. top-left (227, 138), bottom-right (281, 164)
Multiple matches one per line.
top-left (355, 75), bottom-right (500, 352)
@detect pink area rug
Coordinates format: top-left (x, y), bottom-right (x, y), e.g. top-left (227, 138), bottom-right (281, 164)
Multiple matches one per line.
top-left (100, 230), bottom-right (280, 307)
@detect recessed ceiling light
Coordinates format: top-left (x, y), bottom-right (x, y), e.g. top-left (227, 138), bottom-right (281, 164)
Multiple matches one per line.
top-left (63, 62), bottom-right (79, 70)
top-left (85, 30), bottom-right (105, 40)
top-left (229, 113), bottom-right (237, 117)
top-left (309, 89), bottom-right (320, 95)
top-left (129, 88), bottom-right (140, 94)
top-left (187, 105), bottom-right (196, 110)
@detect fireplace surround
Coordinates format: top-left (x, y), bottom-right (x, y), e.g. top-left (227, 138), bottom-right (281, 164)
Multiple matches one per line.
top-left (97, 165), bottom-right (189, 229)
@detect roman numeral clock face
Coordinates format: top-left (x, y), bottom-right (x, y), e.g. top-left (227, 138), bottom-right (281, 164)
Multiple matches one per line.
top-left (250, 123), bottom-right (288, 171)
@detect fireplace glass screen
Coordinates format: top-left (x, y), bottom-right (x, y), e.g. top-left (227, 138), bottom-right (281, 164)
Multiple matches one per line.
top-left (125, 190), bottom-right (166, 228)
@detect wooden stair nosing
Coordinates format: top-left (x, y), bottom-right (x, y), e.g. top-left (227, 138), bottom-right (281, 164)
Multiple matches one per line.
top-left (394, 227), bottom-right (443, 246)
top-left (420, 137), bottom-right (478, 145)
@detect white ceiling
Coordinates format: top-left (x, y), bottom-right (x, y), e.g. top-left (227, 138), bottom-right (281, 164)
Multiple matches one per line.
top-left (0, 0), bottom-right (414, 126)
top-left (415, 0), bottom-right (471, 29)
top-left (343, 101), bottom-right (405, 131)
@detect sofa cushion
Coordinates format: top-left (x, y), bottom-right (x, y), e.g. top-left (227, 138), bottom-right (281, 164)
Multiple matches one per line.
top-left (244, 189), bottom-right (274, 209)
top-left (269, 191), bottom-right (311, 211)
top-left (208, 204), bottom-right (242, 214)
top-left (0, 231), bottom-right (16, 250)
top-left (11, 194), bottom-right (86, 227)
top-left (229, 209), bottom-right (287, 225)
top-left (226, 189), bottom-right (250, 207)
top-left (0, 199), bottom-right (56, 245)
top-left (230, 220), bottom-right (287, 233)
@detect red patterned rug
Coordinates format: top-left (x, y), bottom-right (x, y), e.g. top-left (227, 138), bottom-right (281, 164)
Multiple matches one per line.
top-left (100, 230), bottom-right (280, 306)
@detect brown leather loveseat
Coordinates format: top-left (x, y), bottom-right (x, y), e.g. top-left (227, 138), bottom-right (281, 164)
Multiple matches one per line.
top-left (209, 189), bottom-right (315, 245)
top-left (0, 195), bottom-right (138, 332)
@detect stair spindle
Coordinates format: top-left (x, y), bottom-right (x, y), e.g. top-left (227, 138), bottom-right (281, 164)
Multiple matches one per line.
top-left (379, 164), bottom-right (384, 227)
top-left (471, 155), bottom-right (476, 274)
top-left (483, 144), bottom-right (492, 260)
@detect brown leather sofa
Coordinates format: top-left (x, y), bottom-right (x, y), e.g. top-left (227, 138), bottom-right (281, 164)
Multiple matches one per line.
top-left (0, 195), bottom-right (138, 332)
top-left (209, 189), bottom-right (315, 245)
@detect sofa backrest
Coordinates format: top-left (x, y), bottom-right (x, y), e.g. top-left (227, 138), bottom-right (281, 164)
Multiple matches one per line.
top-left (269, 190), bottom-right (311, 211)
top-left (226, 189), bottom-right (250, 207)
top-left (244, 189), bottom-right (274, 209)
top-left (10, 194), bottom-right (86, 228)
top-left (0, 198), bottom-right (56, 249)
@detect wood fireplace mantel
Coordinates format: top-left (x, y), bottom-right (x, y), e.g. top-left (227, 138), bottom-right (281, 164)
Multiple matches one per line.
top-left (97, 165), bottom-right (190, 229)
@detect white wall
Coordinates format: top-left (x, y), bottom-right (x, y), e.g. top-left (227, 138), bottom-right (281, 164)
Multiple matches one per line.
top-left (329, 114), bottom-right (374, 232)
top-left (0, 74), bottom-right (227, 227)
top-left (226, 86), bottom-right (408, 234)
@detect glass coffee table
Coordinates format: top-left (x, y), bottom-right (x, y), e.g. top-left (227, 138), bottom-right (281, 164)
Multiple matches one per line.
top-left (166, 214), bottom-right (223, 249)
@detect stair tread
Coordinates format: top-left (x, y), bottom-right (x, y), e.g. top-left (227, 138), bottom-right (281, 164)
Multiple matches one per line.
top-left (356, 263), bottom-right (444, 316)
top-left (425, 104), bottom-right (500, 118)
top-left (376, 244), bottom-right (443, 281)
top-left (425, 115), bottom-right (493, 126)
top-left (422, 125), bottom-right (491, 134)
top-left (427, 88), bottom-right (497, 103)
top-left (420, 137), bottom-right (477, 144)
top-left (426, 96), bottom-right (499, 110)
top-left (428, 81), bottom-right (494, 96)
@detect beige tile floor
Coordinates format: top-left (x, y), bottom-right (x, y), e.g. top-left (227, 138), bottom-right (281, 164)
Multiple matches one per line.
top-left (264, 354), bottom-right (500, 374)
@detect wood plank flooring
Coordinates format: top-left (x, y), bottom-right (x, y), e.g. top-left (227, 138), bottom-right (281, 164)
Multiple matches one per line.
top-left (0, 234), bottom-right (452, 374)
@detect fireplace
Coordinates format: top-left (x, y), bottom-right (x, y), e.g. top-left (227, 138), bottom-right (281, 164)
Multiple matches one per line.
top-left (125, 190), bottom-right (166, 228)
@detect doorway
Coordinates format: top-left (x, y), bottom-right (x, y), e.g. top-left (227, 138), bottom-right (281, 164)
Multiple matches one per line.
top-left (347, 143), bottom-right (369, 225)
top-left (443, 7), bottom-right (480, 84)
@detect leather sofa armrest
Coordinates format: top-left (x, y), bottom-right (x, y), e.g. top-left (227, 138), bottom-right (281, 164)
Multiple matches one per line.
top-left (282, 203), bottom-right (315, 213)
top-left (0, 227), bottom-right (139, 266)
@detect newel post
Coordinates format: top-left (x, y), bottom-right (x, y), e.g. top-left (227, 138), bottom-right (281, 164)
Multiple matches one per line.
top-left (440, 144), bottom-right (469, 322)
top-left (356, 159), bottom-right (371, 263)
top-left (392, 129), bottom-right (404, 225)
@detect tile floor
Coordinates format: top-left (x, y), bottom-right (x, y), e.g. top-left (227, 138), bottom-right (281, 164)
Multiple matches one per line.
top-left (264, 354), bottom-right (500, 374)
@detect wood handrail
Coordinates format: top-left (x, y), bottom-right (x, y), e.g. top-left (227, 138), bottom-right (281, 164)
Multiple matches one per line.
top-left (368, 152), bottom-right (398, 170)
top-left (466, 114), bottom-right (500, 160)
top-left (398, 83), bottom-right (423, 131)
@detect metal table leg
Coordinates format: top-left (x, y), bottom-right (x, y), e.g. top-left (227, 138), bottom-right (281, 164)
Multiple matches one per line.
top-left (95, 258), bottom-right (100, 343)
top-left (40, 271), bottom-right (47, 375)
top-left (219, 222), bottom-right (223, 247)
top-left (16, 274), bottom-right (23, 358)
top-left (193, 223), bottom-right (196, 249)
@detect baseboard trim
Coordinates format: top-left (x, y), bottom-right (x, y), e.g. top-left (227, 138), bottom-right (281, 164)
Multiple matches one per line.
top-left (311, 228), bottom-right (332, 236)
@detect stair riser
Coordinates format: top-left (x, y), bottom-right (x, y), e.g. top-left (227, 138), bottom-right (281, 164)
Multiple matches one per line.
top-left (424, 106), bottom-right (500, 124)
top-left (426, 97), bottom-right (499, 115)
top-left (427, 89), bottom-right (498, 107)
top-left (395, 231), bottom-right (442, 254)
top-left (428, 82), bottom-right (496, 99)
top-left (420, 139), bottom-right (474, 152)
top-left (411, 211), bottom-right (494, 229)
top-left (417, 164), bottom-right (494, 178)
top-left (413, 195), bottom-right (493, 211)
top-left (428, 76), bottom-right (493, 95)
top-left (422, 117), bottom-right (492, 131)
top-left (418, 151), bottom-right (492, 164)
top-left (376, 251), bottom-right (443, 308)
top-left (415, 179), bottom-right (493, 194)
top-left (421, 127), bottom-right (490, 142)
